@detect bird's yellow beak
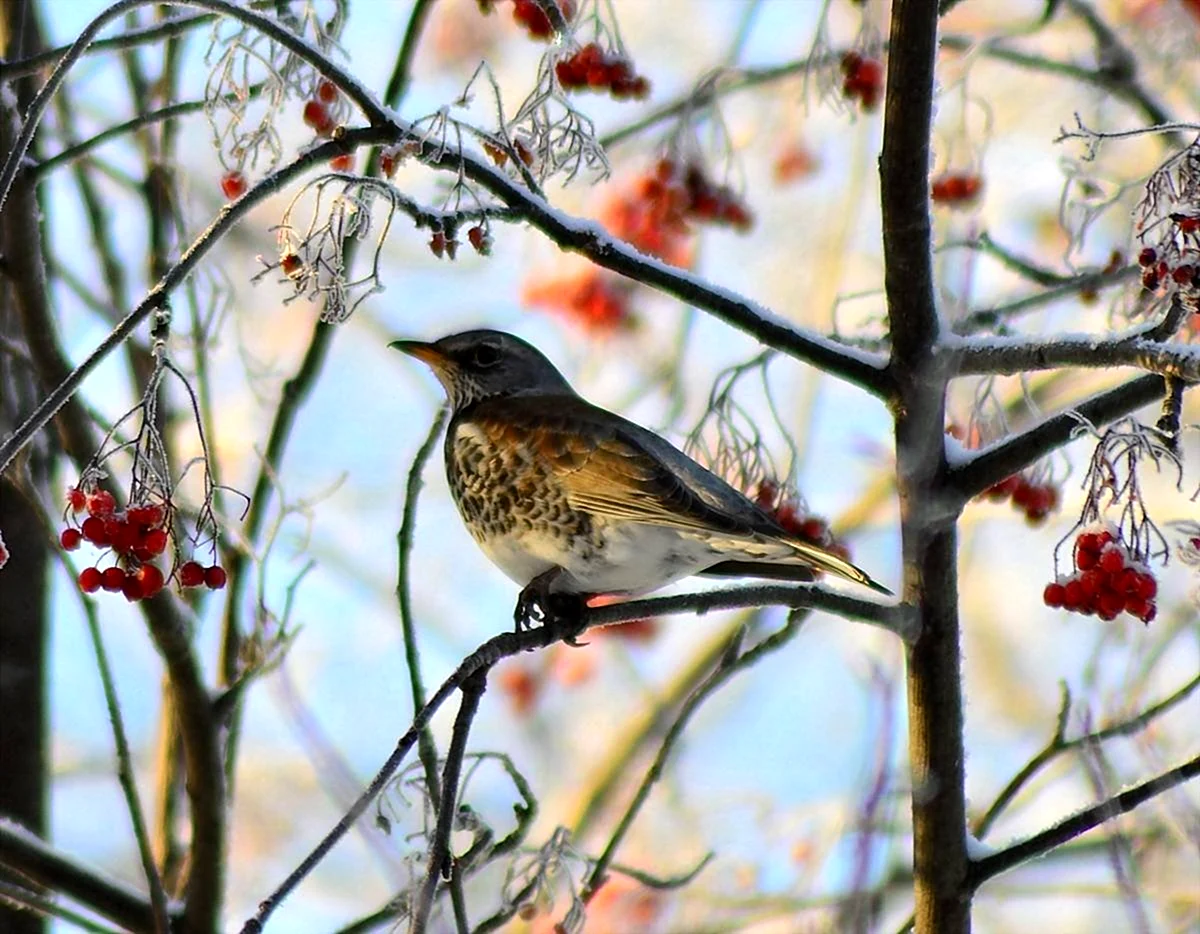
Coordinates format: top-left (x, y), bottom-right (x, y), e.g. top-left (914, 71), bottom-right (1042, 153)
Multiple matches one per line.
top-left (389, 339), bottom-right (449, 369)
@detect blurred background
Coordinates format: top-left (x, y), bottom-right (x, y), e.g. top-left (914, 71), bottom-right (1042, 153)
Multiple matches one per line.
top-left (10, 0), bottom-right (1199, 931)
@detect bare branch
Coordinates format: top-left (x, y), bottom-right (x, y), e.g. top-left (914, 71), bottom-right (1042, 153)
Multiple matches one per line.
top-left (966, 753), bottom-right (1200, 890)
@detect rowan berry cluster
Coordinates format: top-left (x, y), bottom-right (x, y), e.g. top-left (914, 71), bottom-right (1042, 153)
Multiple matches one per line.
top-left (931, 171), bottom-right (984, 207)
top-left (509, 0), bottom-right (574, 39)
top-left (1137, 245), bottom-right (1198, 292)
top-left (302, 78), bottom-right (344, 138)
top-left (523, 270), bottom-right (633, 332)
top-left (840, 52), bottom-right (884, 111)
top-left (555, 43), bottom-right (649, 99)
top-left (427, 225), bottom-right (492, 260)
top-left (634, 158), bottom-right (754, 237)
top-left (981, 474), bottom-right (1060, 525)
top-left (62, 485), bottom-right (226, 601)
top-left (1043, 526), bottom-right (1158, 623)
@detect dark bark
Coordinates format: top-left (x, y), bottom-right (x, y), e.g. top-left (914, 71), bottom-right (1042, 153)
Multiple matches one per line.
top-left (0, 4), bottom-right (51, 933)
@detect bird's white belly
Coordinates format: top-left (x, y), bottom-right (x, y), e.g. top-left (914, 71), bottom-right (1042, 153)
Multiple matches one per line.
top-left (479, 521), bottom-right (715, 596)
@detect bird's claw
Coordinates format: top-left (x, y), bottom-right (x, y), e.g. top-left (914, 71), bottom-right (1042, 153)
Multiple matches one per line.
top-left (513, 570), bottom-right (587, 645)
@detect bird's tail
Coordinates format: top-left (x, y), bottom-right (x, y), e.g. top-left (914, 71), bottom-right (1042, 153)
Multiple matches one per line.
top-left (700, 535), bottom-right (892, 596)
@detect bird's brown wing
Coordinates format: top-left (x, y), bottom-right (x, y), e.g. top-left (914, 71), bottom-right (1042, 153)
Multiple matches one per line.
top-left (465, 395), bottom-right (753, 536)
top-left (463, 395), bottom-right (890, 594)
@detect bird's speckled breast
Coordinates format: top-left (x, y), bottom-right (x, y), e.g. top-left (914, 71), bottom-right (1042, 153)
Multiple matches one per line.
top-left (445, 415), bottom-right (598, 552)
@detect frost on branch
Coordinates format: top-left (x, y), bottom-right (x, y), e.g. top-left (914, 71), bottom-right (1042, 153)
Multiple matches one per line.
top-left (1133, 138), bottom-right (1200, 336)
top-left (260, 157), bottom-right (509, 322)
top-left (204, 0), bottom-right (347, 179)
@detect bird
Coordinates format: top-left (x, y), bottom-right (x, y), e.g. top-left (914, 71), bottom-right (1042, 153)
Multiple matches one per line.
top-left (392, 329), bottom-right (890, 628)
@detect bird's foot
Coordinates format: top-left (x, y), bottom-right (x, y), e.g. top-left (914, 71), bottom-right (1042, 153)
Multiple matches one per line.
top-left (514, 569), bottom-right (588, 645)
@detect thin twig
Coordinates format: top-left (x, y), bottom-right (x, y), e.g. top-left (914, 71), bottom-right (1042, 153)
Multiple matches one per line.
top-left (410, 667), bottom-right (488, 933)
top-left (965, 753), bottom-right (1200, 889)
top-left (580, 611), bottom-right (808, 903)
top-left (973, 673), bottom-right (1200, 839)
top-left (396, 407), bottom-right (448, 811)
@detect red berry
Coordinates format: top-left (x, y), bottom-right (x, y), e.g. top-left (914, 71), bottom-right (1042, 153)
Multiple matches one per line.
top-left (429, 231), bottom-right (446, 258)
top-left (220, 170), bottom-right (247, 200)
top-left (1135, 573), bottom-right (1157, 600)
top-left (81, 516), bottom-right (109, 546)
top-left (1062, 579), bottom-right (1084, 610)
top-left (1098, 548), bottom-right (1125, 574)
top-left (1171, 264), bottom-right (1195, 284)
top-left (303, 99), bottom-right (334, 135)
top-left (468, 225), bottom-right (491, 255)
top-left (1077, 531), bottom-right (1103, 554)
top-left (1043, 582), bottom-right (1066, 607)
top-left (1097, 591), bottom-right (1123, 620)
top-left (67, 488), bottom-right (87, 512)
top-left (774, 501), bottom-right (801, 535)
top-left (799, 517), bottom-right (829, 544)
top-left (316, 78), bottom-right (339, 103)
top-left (127, 504), bottom-right (165, 529)
top-left (1137, 247), bottom-right (1157, 267)
top-left (1079, 569), bottom-right (1105, 598)
top-left (121, 573), bottom-right (144, 602)
top-left (985, 475), bottom-right (1019, 501)
top-left (101, 567), bottom-right (126, 592)
top-left (110, 519), bottom-right (139, 555)
top-left (137, 563), bottom-right (165, 597)
top-left (1142, 268), bottom-right (1160, 291)
top-left (1124, 595), bottom-right (1148, 619)
top-left (142, 528), bottom-right (169, 556)
top-left (280, 252), bottom-right (304, 277)
top-left (755, 480), bottom-right (779, 510)
top-left (1075, 547), bottom-right (1099, 571)
top-left (87, 490), bottom-right (116, 517)
top-left (178, 561), bottom-right (205, 588)
top-left (60, 528), bottom-right (83, 551)
top-left (1139, 603), bottom-right (1157, 624)
top-left (204, 565), bottom-right (228, 590)
top-left (330, 153), bottom-right (353, 171)
top-left (79, 567), bottom-right (102, 593)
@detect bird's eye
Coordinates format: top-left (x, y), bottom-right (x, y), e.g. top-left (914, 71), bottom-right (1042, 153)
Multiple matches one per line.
top-left (471, 344), bottom-right (501, 368)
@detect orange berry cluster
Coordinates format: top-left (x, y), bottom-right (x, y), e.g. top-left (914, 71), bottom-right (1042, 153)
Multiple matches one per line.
top-left (1043, 527), bottom-right (1158, 623)
top-left (508, 0), bottom-right (574, 39)
top-left (555, 43), bottom-right (649, 99)
top-left (62, 486), bottom-right (226, 601)
top-left (1137, 246), bottom-right (1197, 291)
top-left (523, 269), bottom-right (632, 332)
top-left (931, 171), bottom-right (984, 207)
top-left (840, 52), bottom-right (883, 111)
top-left (981, 474), bottom-right (1059, 525)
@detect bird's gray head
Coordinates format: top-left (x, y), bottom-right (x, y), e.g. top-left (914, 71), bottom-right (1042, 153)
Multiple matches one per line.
top-left (390, 329), bottom-right (575, 409)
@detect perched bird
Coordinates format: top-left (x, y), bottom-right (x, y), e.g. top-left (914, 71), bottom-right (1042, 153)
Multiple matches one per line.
top-left (393, 330), bottom-right (890, 626)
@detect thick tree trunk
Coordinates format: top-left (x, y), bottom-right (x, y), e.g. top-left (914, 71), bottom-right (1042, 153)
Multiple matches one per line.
top-left (0, 5), bottom-right (51, 932)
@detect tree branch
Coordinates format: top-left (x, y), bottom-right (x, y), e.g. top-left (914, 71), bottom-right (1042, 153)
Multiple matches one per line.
top-left (0, 820), bottom-right (177, 934)
top-left (946, 332), bottom-right (1200, 381)
top-left (973, 674), bottom-right (1200, 839)
top-left (966, 753), bottom-right (1200, 890)
top-left (945, 373), bottom-right (1166, 501)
